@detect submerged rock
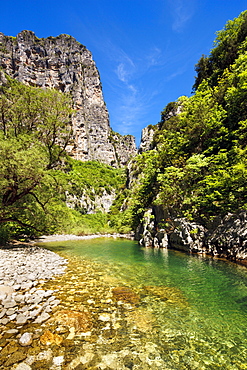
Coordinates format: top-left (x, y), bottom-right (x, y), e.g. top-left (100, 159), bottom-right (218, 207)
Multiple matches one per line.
top-left (19, 332), bottom-right (33, 347)
top-left (142, 285), bottom-right (188, 308)
top-left (126, 308), bottom-right (156, 332)
top-left (40, 330), bottom-right (63, 346)
top-left (14, 363), bottom-right (32, 370)
top-left (112, 286), bottom-right (140, 305)
top-left (53, 310), bottom-right (92, 332)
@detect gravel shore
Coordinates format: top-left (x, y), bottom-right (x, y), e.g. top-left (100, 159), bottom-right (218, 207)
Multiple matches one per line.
top-left (0, 245), bottom-right (68, 327)
top-left (0, 233), bottom-right (133, 327)
top-left (35, 233), bottom-right (134, 243)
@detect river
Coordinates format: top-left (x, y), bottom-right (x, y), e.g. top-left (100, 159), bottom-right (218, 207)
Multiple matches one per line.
top-left (41, 237), bottom-right (247, 369)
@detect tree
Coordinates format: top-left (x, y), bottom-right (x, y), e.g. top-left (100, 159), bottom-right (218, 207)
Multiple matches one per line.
top-left (193, 10), bottom-right (247, 90)
top-left (0, 76), bottom-right (74, 236)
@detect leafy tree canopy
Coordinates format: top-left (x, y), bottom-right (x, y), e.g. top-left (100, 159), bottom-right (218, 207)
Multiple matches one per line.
top-left (193, 10), bottom-right (247, 90)
top-left (0, 75), bottom-right (74, 237)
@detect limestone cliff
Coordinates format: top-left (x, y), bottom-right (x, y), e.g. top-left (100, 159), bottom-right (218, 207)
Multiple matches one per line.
top-left (0, 30), bottom-right (136, 167)
top-left (138, 207), bottom-right (247, 264)
top-left (138, 126), bottom-right (155, 153)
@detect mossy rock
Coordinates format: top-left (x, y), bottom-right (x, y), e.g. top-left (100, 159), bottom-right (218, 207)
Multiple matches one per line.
top-left (40, 330), bottom-right (63, 346)
top-left (3, 350), bottom-right (27, 367)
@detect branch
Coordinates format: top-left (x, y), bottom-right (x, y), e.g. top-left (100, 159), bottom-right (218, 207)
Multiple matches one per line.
top-left (2, 181), bottom-right (40, 206)
top-left (29, 191), bottom-right (48, 211)
top-left (0, 217), bottom-right (43, 232)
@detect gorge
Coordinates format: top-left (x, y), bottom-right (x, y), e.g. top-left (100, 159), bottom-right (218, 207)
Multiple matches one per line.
top-left (0, 11), bottom-right (247, 265)
top-left (0, 11), bottom-right (247, 370)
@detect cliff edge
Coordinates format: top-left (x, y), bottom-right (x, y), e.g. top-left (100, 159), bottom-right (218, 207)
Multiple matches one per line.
top-left (0, 30), bottom-right (137, 167)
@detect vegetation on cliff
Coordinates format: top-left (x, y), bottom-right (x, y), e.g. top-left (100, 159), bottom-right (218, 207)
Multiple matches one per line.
top-left (0, 76), bottom-right (124, 241)
top-left (1, 11), bottom-right (247, 241)
top-left (113, 10), bottom-right (247, 232)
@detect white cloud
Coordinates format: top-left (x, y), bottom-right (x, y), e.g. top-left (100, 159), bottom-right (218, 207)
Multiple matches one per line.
top-left (146, 47), bottom-right (163, 67)
top-left (166, 65), bottom-right (187, 81)
top-left (114, 49), bottom-right (136, 83)
top-left (116, 63), bottom-right (128, 82)
top-left (168, 0), bottom-right (196, 32)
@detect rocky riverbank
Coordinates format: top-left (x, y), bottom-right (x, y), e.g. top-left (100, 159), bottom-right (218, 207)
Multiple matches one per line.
top-left (0, 245), bottom-right (68, 327)
top-left (0, 239), bottom-right (175, 369)
top-left (138, 209), bottom-right (247, 264)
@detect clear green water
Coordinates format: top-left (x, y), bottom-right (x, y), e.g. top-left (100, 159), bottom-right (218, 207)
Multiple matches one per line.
top-left (44, 237), bottom-right (247, 369)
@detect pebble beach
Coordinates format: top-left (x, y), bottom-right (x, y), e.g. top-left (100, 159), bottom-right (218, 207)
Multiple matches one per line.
top-left (0, 245), bottom-right (68, 327)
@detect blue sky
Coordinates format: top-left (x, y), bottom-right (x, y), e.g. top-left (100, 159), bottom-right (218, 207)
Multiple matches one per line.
top-left (1, 0), bottom-right (247, 145)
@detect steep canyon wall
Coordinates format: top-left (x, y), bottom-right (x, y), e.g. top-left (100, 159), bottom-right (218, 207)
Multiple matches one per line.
top-left (0, 30), bottom-right (136, 167)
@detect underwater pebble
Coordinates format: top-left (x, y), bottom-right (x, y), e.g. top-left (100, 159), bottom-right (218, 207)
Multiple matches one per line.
top-left (33, 311), bottom-right (50, 324)
top-left (99, 313), bottom-right (111, 321)
top-left (13, 363), bottom-right (32, 370)
top-left (53, 356), bottom-right (64, 366)
top-left (19, 332), bottom-right (33, 346)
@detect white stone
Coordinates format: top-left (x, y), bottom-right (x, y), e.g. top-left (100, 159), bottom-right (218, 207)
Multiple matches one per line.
top-left (0, 285), bottom-right (14, 294)
top-left (12, 363), bottom-right (32, 370)
top-left (53, 356), bottom-right (64, 366)
top-left (19, 332), bottom-right (33, 346)
top-left (66, 327), bottom-right (75, 340)
top-left (98, 313), bottom-right (111, 321)
top-left (36, 350), bottom-right (53, 362)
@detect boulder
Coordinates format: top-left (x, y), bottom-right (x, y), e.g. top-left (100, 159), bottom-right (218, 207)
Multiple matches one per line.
top-left (169, 218), bottom-right (207, 253)
top-left (207, 211), bottom-right (247, 260)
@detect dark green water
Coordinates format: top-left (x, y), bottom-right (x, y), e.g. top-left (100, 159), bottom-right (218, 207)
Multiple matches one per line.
top-left (44, 237), bottom-right (247, 369)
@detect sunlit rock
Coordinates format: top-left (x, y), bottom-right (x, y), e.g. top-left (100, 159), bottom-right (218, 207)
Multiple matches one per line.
top-left (0, 31), bottom-right (137, 167)
top-left (19, 332), bottom-right (33, 347)
top-left (40, 330), bottom-right (63, 346)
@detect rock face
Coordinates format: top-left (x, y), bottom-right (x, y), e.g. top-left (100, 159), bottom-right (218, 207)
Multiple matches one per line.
top-left (66, 189), bottom-right (116, 214)
top-left (0, 30), bottom-right (136, 167)
top-left (169, 218), bottom-right (207, 254)
top-left (139, 126), bottom-right (155, 153)
top-left (138, 208), bottom-right (247, 263)
top-left (207, 212), bottom-right (247, 260)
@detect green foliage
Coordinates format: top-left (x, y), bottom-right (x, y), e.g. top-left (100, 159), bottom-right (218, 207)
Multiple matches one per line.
top-left (193, 10), bottom-right (247, 90)
top-left (114, 11), bottom-right (247, 231)
top-left (0, 76), bottom-right (74, 239)
top-left (0, 76), bottom-right (73, 168)
top-left (66, 158), bottom-right (124, 198)
top-left (55, 209), bottom-right (115, 236)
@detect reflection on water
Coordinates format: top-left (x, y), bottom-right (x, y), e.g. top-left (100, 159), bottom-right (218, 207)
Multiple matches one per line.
top-left (43, 237), bottom-right (247, 369)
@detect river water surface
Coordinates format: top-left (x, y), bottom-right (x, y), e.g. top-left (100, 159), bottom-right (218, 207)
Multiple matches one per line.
top-left (42, 237), bottom-right (247, 369)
